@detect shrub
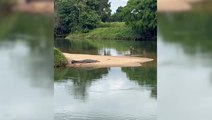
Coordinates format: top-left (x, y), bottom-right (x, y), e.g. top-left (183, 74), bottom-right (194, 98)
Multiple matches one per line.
top-left (54, 48), bottom-right (68, 67)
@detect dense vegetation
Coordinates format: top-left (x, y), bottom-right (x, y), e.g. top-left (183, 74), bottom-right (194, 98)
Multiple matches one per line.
top-left (54, 48), bottom-right (68, 67)
top-left (55, 0), bottom-right (111, 36)
top-left (112, 0), bottom-right (157, 40)
top-left (55, 0), bottom-right (156, 40)
top-left (67, 22), bottom-right (138, 40)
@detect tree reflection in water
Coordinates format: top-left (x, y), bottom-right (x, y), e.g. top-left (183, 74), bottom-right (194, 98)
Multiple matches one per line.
top-left (122, 62), bottom-right (157, 98)
top-left (55, 63), bottom-right (157, 100)
top-left (55, 68), bottom-right (109, 100)
top-left (0, 13), bottom-right (53, 90)
top-left (158, 1), bottom-right (212, 86)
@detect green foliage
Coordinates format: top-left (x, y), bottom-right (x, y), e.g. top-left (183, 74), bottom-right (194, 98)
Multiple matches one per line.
top-left (86, 0), bottom-right (111, 22)
top-left (55, 0), bottom-right (156, 40)
top-left (85, 27), bottom-right (137, 40)
top-left (55, 0), bottom-right (80, 35)
top-left (54, 48), bottom-right (68, 67)
top-left (67, 22), bottom-right (138, 40)
top-left (110, 0), bottom-right (157, 40)
top-left (79, 10), bottom-right (101, 33)
top-left (123, 0), bottom-right (157, 40)
top-left (55, 0), bottom-right (110, 36)
top-left (110, 6), bottom-right (125, 22)
top-left (98, 22), bottom-right (126, 28)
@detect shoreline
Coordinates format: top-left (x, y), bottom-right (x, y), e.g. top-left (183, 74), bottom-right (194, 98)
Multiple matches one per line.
top-left (64, 53), bottom-right (154, 68)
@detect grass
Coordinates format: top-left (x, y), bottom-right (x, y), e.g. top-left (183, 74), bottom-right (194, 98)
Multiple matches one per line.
top-left (98, 22), bottom-right (126, 28)
top-left (67, 22), bottom-right (139, 40)
top-left (54, 48), bottom-right (68, 67)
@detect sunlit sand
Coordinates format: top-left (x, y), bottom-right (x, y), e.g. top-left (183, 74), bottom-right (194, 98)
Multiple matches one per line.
top-left (64, 53), bottom-right (153, 68)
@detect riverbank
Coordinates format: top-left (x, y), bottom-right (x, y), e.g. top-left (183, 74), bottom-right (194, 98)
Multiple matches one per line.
top-left (64, 53), bottom-right (153, 68)
top-left (67, 22), bottom-right (139, 40)
top-left (54, 48), bottom-right (68, 67)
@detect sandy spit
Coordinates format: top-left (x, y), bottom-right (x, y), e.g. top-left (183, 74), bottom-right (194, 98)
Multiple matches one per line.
top-left (64, 53), bottom-right (153, 68)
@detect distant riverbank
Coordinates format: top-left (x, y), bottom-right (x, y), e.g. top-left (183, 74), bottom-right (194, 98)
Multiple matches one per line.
top-left (67, 22), bottom-right (141, 40)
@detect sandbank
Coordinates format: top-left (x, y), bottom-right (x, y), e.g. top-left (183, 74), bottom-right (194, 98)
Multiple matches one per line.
top-left (64, 53), bottom-right (153, 68)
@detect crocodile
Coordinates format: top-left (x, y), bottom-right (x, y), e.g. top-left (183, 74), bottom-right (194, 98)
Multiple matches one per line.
top-left (71, 59), bottom-right (100, 64)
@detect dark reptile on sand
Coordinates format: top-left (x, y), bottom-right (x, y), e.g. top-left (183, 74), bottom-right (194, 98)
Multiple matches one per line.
top-left (71, 59), bottom-right (100, 64)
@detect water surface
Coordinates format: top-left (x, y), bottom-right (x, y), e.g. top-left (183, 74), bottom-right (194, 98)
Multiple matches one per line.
top-left (158, 1), bottom-right (212, 120)
top-left (54, 39), bottom-right (157, 120)
top-left (0, 13), bottom-right (53, 120)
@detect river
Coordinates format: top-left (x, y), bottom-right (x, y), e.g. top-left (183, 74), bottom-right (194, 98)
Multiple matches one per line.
top-left (1, 1), bottom-right (211, 119)
top-left (158, 1), bottom-right (212, 120)
top-left (54, 39), bottom-right (157, 120)
top-left (0, 13), bottom-right (53, 120)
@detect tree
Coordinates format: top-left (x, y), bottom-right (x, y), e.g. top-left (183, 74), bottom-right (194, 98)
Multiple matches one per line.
top-left (111, 6), bottom-right (124, 22)
top-left (123, 0), bottom-right (157, 40)
top-left (55, 0), bottom-right (79, 35)
top-left (79, 10), bottom-right (101, 33)
top-left (55, 0), bottom-right (102, 36)
top-left (86, 0), bottom-right (111, 22)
